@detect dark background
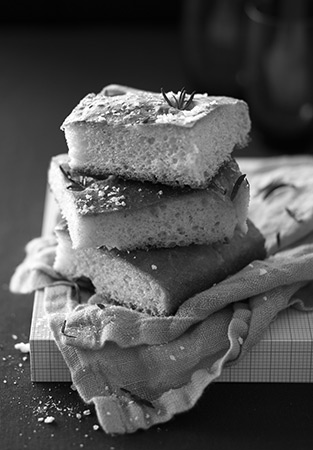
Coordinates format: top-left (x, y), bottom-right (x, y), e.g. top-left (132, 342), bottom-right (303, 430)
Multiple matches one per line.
top-left (1, 1), bottom-right (313, 449)
top-left (0, 1), bottom-right (182, 26)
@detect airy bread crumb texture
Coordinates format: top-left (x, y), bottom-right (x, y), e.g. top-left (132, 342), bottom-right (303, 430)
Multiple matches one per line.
top-left (48, 154), bottom-right (250, 251)
top-left (54, 226), bottom-right (168, 316)
top-left (62, 85), bottom-right (251, 188)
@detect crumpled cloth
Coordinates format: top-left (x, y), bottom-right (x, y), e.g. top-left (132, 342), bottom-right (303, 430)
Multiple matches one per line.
top-left (10, 156), bottom-right (313, 434)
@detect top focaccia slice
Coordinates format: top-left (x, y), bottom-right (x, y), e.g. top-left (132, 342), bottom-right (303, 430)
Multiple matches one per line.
top-left (61, 84), bottom-right (251, 188)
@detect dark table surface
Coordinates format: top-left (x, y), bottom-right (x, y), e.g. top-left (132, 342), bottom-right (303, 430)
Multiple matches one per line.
top-left (1, 23), bottom-right (313, 450)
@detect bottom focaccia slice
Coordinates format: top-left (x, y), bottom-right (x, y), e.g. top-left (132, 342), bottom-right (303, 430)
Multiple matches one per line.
top-left (53, 220), bottom-right (266, 316)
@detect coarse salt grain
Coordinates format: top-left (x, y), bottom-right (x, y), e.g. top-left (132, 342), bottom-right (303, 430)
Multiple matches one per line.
top-left (259, 268), bottom-right (267, 276)
top-left (83, 409), bottom-right (91, 416)
top-left (169, 355), bottom-right (176, 361)
top-left (93, 424), bottom-right (100, 431)
top-left (14, 342), bottom-right (30, 353)
top-left (44, 416), bottom-right (55, 424)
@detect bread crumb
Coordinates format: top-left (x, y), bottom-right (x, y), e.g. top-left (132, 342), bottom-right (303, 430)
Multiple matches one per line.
top-left (14, 342), bottom-right (30, 353)
top-left (83, 409), bottom-right (91, 416)
top-left (44, 416), bottom-right (55, 424)
top-left (151, 264), bottom-right (157, 270)
top-left (93, 424), bottom-right (100, 431)
top-left (169, 355), bottom-right (176, 361)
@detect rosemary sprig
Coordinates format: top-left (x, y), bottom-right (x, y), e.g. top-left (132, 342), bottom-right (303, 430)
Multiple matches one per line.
top-left (161, 87), bottom-right (196, 111)
top-left (258, 181), bottom-right (295, 200)
top-left (285, 207), bottom-right (303, 223)
top-left (59, 164), bottom-right (88, 191)
top-left (61, 320), bottom-right (77, 339)
top-left (230, 174), bottom-right (247, 201)
top-left (211, 180), bottom-right (227, 196)
top-left (276, 232), bottom-right (281, 248)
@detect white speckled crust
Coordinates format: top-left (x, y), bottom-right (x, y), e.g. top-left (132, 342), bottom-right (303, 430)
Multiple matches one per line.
top-left (61, 85), bottom-right (243, 129)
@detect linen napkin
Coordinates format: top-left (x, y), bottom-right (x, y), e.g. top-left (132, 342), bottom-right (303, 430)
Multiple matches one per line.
top-left (10, 156), bottom-right (313, 434)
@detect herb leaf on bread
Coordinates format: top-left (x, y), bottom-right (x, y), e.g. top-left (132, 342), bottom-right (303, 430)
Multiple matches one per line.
top-left (161, 87), bottom-right (196, 111)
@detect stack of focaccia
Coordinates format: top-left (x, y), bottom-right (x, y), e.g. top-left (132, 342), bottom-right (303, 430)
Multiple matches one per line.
top-left (48, 84), bottom-right (266, 316)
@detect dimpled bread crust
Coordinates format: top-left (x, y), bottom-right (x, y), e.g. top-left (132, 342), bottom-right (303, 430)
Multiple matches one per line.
top-left (54, 220), bottom-right (266, 316)
top-left (48, 154), bottom-right (250, 251)
top-left (61, 84), bottom-right (251, 188)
